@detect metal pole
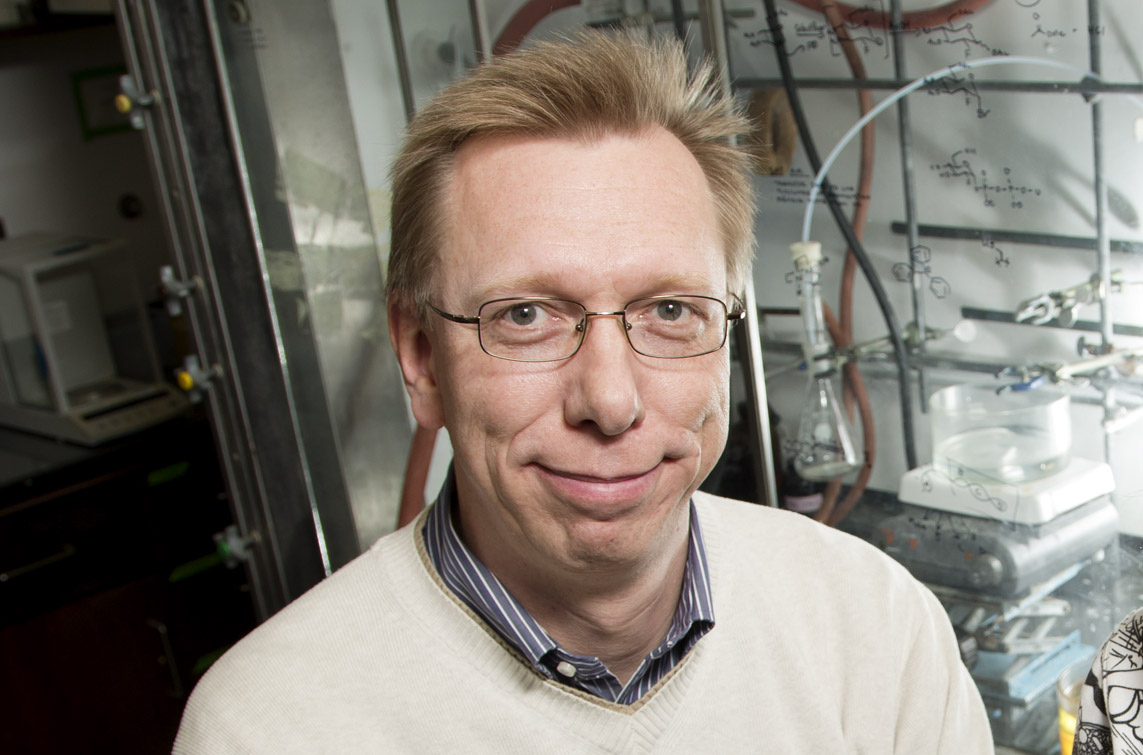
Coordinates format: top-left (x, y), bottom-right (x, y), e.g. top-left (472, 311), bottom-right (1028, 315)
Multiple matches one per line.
top-left (697, 0), bottom-right (779, 507)
top-left (386, 0), bottom-right (416, 120)
top-left (890, 0), bottom-right (927, 416)
top-left (670, 0), bottom-right (687, 41)
top-left (468, 0), bottom-right (491, 63)
top-left (1088, 0), bottom-right (1113, 351)
top-left (1088, 0), bottom-right (1115, 467)
top-left (890, 220), bottom-right (1143, 255)
top-left (732, 76), bottom-right (1143, 95)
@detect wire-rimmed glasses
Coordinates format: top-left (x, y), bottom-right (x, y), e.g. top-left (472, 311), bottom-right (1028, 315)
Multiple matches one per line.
top-left (428, 294), bottom-right (744, 362)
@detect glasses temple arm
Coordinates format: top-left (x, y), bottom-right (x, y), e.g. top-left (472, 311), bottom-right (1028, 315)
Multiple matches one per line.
top-left (428, 303), bottom-right (480, 324)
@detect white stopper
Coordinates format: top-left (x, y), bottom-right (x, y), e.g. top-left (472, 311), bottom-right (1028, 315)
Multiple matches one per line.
top-left (952, 319), bottom-right (977, 343)
top-left (790, 241), bottom-right (823, 270)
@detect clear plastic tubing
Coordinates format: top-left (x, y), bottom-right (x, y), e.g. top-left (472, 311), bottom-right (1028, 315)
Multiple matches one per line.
top-left (799, 55), bottom-right (1106, 245)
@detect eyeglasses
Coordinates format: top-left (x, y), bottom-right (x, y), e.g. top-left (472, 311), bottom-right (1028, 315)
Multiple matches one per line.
top-left (428, 294), bottom-right (745, 362)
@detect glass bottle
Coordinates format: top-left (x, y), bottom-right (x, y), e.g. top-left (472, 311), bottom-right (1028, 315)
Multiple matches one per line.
top-left (790, 241), bottom-right (861, 482)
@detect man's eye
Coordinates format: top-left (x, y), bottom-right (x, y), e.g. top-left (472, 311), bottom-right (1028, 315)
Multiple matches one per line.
top-left (653, 300), bottom-right (688, 322)
top-left (507, 303), bottom-right (539, 326)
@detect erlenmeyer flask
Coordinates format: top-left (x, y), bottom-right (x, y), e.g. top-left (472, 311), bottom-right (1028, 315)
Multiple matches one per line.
top-left (794, 369), bottom-right (861, 482)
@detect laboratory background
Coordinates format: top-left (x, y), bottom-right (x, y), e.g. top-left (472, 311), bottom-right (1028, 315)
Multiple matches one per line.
top-left (1, 0), bottom-right (1141, 752)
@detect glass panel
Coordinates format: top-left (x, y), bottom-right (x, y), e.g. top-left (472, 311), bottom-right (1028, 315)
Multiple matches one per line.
top-left (208, 0), bottom-right (415, 556)
top-left (0, 269), bottom-right (51, 410)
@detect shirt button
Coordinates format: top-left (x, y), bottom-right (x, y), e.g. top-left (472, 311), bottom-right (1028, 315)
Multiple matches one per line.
top-left (556, 661), bottom-right (577, 678)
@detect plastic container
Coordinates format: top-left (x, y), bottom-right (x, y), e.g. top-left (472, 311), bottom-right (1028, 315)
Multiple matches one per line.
top-left (930, 383), bottom-right (1071, 484)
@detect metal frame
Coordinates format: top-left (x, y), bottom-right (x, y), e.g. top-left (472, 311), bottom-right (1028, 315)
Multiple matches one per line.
top-left (753, 0), bottom-right (1129, 467)
top-left (114, 0), bottom-right (367, 618)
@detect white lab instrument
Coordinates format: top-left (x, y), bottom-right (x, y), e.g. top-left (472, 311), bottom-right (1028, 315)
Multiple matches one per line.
top-left (0, 233), bottom-right (186, 444)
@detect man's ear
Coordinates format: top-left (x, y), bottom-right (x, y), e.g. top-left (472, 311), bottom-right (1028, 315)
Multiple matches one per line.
top-left (388, 297), bottom-right (445, 430)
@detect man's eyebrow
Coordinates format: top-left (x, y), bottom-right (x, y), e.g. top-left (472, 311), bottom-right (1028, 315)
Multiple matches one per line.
top-left (467, 272), bottom-right (723, 305)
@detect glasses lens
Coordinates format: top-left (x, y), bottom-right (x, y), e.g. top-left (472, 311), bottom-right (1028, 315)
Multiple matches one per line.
top-left (624, 296), bottom-right (728, 358)
top-left (477, 298), bottom-right (585, 361)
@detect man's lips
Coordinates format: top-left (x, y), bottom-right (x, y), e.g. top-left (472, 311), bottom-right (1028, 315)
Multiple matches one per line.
top-left (539, 467), bottom-right (653, 484)
top-left (532, 462), bottom-right (663, 509)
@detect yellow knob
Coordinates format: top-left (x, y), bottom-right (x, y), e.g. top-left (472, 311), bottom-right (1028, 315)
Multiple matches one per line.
top-left (114, 93), bottom-right (133, 114)
top-left (176, 370), bottom-right (195, 391)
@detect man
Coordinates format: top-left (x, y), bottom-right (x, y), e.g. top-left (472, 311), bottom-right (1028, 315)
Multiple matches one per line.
top-left (174, 31), bottom-right (993, 753)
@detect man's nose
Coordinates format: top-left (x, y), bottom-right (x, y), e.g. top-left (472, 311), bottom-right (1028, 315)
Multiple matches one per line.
top-left (563, 313), bottom-right (644, 436)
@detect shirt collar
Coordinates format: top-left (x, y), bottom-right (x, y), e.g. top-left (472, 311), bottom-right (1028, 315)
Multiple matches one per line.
top-left (422, 469), bottom-right (715, 678)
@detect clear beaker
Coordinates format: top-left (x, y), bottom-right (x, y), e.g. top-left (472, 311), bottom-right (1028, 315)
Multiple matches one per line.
top-left (930, 383), bottom-right (1070, 484)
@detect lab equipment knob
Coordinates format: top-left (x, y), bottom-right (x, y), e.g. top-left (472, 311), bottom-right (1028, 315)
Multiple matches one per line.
top-left (116, 74), bottom-right (158, 130)
top-left (214, 524), bottom-right (258, 569)
top-left (968, 553), bottom-right (1004, 589)
top-left (175, 355), bottom-right (221, 403)
top-left (159, 265), bottom-right (201, 317)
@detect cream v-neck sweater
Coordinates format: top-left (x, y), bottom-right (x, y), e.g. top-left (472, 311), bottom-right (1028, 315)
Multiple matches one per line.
top-left (174, 492), bottom-right (994, 754)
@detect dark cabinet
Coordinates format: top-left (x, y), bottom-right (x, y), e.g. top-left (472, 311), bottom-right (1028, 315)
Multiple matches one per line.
top-left (0, 417), bottom-right (257, 754)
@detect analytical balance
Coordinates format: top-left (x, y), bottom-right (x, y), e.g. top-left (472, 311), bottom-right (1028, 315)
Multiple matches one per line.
top-left (0, 233), bottom-right (186, 445)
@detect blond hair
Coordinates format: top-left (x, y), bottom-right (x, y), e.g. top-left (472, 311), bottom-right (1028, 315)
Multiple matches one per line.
top-left (386, 30), bottom-right (755, 315)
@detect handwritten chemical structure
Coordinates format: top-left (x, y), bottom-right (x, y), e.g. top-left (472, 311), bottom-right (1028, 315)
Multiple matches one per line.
top-left (981, 238), bottom-right (1012, 268)
top-left (930, 148), bottom-right (1042, 210)
top-left (741, 13), bottom-right (820, 57)
top-left (1024, 9), bottom-right (1104, 43)
top-left (768, 17), bottom-right (887, 59)
top-left (739, 13), bottom-right (998, 64)
top-left (892, 245), bottom-right (951, 299)
top-left (926, 72), bottom-right (991, 119)
top-left (827, 23), bottom-right (886, 59)
top-left (738, 0), bottom-right (1096, 69)
top-left (913, 22), bottom-right (1008, 59)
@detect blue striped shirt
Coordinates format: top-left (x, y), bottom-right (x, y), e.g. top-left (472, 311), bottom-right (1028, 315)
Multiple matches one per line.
top-left (423, 472), bottom-right (715, 704)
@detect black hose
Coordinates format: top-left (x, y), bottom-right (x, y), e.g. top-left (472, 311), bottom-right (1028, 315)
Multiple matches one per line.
top-left (670, 0), bottom-right (687, 41)
top-left (760, 0), bottom-right (919, 470)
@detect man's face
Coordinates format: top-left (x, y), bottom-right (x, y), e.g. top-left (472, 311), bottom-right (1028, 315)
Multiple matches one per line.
top-left (399, 127), bottom-right (732, 584)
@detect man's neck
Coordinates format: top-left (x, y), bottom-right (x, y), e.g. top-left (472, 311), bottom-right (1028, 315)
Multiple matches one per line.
top-left (489, 533), bottom-right (691, 686)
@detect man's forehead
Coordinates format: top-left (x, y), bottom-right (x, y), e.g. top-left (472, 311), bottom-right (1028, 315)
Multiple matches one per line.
top-left (445, 126), bottom-right (702, 193)
top-left (433, 127), bottom-right (728, 303)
